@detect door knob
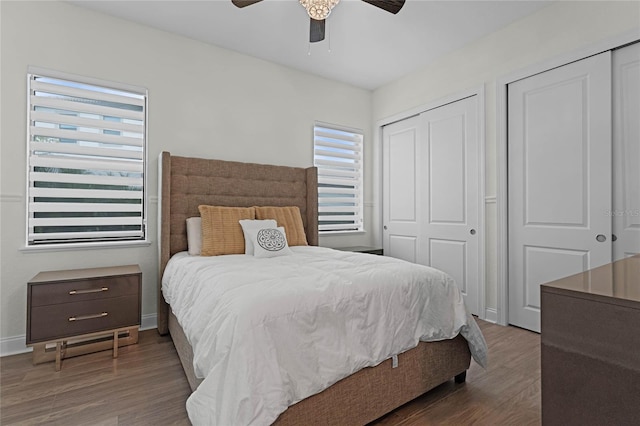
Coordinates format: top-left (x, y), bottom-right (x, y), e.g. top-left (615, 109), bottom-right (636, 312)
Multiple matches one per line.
top-left (383, 225), bottom-right (388, 230)
top-left (612, 234), bottom-right (617, 242)
top-left (596, 234), bottom-right (606, 242)
top-left (470, 229), bottom-right (476, 235)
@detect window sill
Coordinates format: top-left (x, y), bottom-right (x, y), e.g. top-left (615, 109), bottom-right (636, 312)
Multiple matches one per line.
top-left (20, 239), bottom-right (151, 253)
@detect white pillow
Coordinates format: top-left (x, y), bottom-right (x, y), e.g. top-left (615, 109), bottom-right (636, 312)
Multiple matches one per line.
top-left (239, 219), bottom-right (277, 255)
top-left (186, 217), bottom-right (202, 256)
top-left (244, 226), bottom-right (292, 258)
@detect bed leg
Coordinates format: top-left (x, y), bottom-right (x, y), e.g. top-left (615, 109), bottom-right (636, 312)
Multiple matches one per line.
top-left (454, 371), bottom-right (467, 384)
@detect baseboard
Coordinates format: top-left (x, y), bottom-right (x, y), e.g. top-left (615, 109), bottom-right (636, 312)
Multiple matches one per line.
top-left (484, 308), bottom-right (498, 323)
top-left (0, 313), bottom-right (158, 357)
top-left (0, 335), bottom-right (31, 357)
top-left (140, 313), bottom-right (158, 331)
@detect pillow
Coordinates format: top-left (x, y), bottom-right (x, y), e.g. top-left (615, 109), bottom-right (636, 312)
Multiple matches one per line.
top-left (244, 226), bottom-right (292, 258)
top-left (198, 205), bottom-right (255, 256)
top-left (186, 217), bottom-right (202, 256)
top-left (239, 219), bottom-right (278, 255)
top-left (254, 206), bottom-right (308, 247)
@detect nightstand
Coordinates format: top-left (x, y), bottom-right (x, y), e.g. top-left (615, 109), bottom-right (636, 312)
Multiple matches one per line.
top-left (26, 265), bottom-right (141, 370)
top-left (335, 246), bottom-right (384, 255)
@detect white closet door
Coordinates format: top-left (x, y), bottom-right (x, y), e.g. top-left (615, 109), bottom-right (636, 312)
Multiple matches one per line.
top-left (382, 115), bottom-right (423, 264)
top-left (383, 96), bottom-right (480, 315)
top-left (508, 52), bottom-right (612, 332)
top-left (420, 96), bottom-right (480, 315)
top-left (613, 42), bottom-right (640, 261)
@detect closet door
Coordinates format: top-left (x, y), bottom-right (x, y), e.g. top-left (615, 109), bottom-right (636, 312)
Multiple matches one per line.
top-left (508, 52), bottom-right (612, 332)
top-left (613, 42), bottom-right (640, 261)
top-left (383, 96), bottom-right (480, 315)
top-left (420, 97), bottom-right (480, 315)
top-left (382, 115), bottom-right (423, 264)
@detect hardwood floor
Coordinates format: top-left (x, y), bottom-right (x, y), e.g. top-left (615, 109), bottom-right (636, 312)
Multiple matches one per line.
top-left (372, 320), bottom-right (541, 425)
top-left (1, 332), bottom-right (191, 425)
top-left (1, 320), bottom-right (540, 425)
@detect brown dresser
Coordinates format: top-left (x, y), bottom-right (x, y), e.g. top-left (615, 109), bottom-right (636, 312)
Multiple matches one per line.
top-left (27, 265), bottom-right (141, 370)
top-left (541, 254), bottom-right (640, 425)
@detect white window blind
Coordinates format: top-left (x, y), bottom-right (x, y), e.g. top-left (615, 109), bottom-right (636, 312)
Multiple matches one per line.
top-left (26, 71), bottom-right (147, 246)
top-left (313, 124), bottom-right (364, 233)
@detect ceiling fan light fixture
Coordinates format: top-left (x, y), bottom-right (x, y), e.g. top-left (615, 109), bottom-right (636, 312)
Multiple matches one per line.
top-left (300, 0), bottom-right (339, 20)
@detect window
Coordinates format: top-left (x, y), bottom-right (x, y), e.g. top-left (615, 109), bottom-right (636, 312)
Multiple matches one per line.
top-left (26, 69), bottom-right (147, 247)
top-left (313, 123), bottom-right (364, 233)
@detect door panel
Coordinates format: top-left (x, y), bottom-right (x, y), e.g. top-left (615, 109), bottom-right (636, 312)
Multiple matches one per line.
top-left (429, 114), bottom-right (466, 223)
top-left (613, 42), bottom-right (640, 261)
top-left (421, 96), bottom-right (479, 315)
top-left (389, 130), bottom-right (418, 222)
top-left (523, 246), bottom-right (589, 309)
top-left (523, 78), bottom-right (589, 227)
top-left (389, 235), bottom-right (417, 263)
top-left (508, 52), bottom-right (612, 332)
top-left (383, 115), bottom-right (422, 265)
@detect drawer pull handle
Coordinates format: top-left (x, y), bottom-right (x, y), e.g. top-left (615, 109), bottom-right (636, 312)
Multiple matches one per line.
top-left (68, 312), bottom-right (108, 322)
top-left (69, 287), bottom-right (109, 295)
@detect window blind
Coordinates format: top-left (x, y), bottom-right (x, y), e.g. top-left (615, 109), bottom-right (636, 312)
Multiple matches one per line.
top-left (313, 124), bottom-right (364, 233)
top-left (27, 72), bottom-right (147, 246)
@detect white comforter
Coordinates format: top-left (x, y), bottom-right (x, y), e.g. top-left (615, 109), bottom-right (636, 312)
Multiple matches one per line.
top-left (162, 246), bottom-right (487, 426)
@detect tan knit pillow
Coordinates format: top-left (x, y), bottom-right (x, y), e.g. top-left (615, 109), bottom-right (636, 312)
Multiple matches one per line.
top-left (255, 206), bottom-right (308, 247)
top-left (198, 206), bottom-right (255, 256)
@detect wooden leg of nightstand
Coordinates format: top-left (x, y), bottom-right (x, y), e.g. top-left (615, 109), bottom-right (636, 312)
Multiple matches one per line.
top-left (113, 330), bottom-right (119, 358)
top-left (55, 342), bottom-right (61, 371)
top-left (32, 343), bottom-right (47, 365)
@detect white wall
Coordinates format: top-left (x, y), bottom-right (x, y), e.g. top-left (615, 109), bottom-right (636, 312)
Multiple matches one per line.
top-left (0, 1), bottom-right (372, 349)
top-left (371, 1), bottom-right (640, 318)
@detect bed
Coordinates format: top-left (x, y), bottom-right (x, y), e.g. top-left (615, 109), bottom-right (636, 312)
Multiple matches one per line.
top-left (157, 151), bottom-right (487, 425)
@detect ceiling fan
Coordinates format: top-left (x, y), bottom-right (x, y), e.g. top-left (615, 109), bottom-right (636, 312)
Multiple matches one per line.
top-left (231, 0), bottom-right (406, 43)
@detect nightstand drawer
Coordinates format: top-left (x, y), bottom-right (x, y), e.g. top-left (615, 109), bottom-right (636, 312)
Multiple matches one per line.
top-left (28, 295), bottom-right (139, 343)
top-left (30, 274), bottom-right (139, 307)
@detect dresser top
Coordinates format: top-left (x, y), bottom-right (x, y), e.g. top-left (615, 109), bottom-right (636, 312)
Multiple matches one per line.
top-left (541, 254), bottom-right (640, 303)
top-left (29, 264), bottom-right (141, 284)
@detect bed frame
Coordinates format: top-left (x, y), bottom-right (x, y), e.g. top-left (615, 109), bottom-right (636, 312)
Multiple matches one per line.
top-left (157, 151), bottom-right (471, 425)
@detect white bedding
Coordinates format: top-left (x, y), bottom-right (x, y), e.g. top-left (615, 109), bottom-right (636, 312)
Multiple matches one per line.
top-left (162, 246), bottom-right (488, 426)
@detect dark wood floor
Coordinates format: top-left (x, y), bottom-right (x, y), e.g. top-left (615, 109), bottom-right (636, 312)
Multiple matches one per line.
top-left (373, 320), bottom-right (541, 425)
top-left (1, 320), bottom-right (540, 425)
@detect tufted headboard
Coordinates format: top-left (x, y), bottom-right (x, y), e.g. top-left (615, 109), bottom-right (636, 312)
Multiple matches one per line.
top-left (157, 151), bottom-right (318, 334)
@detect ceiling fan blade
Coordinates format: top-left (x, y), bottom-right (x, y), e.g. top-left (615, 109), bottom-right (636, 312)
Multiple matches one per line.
top-left (361, 0), bottom-right (405, 14)
top-left (231, 0), bottom-right (263, 8)
top-left (310, 18), bottom-right (325, 43)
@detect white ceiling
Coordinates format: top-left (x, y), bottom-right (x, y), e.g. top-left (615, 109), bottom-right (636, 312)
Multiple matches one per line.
top-left (69, 0), bottom-right (552, 90)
